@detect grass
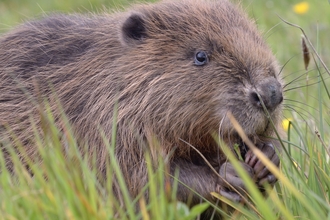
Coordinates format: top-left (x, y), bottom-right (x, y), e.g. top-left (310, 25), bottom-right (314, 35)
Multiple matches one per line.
top-left (0, 0), bottom-right (330, 219)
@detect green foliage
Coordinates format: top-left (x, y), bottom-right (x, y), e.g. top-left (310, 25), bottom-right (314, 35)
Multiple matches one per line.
top-left (0, 0), bottom-right (330, 219)
top-left (0, 104), bottom-right (211, 220)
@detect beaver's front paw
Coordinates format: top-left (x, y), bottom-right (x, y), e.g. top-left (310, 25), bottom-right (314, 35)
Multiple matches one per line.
top-left (245, 142), bottom-right (280, 187)
top-left (217, 161), bottom-right (254, 202)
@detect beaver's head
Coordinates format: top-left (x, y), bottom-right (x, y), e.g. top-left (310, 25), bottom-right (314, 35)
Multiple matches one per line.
top-left (117, 0), bottom-right (283, 153)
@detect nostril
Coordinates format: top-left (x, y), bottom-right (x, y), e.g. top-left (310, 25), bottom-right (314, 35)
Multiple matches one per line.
top-left (250, 91), bottom-right (262, 108)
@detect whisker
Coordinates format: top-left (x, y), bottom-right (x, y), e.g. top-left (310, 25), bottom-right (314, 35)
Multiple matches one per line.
top-left (282, 67), bottom-right (321, 87)
top-left (278, 54), bottom-right (298, 77)
top-left (284, 76), bottom-right (330, 92)
top-left (283, 104), bottom-right (316, 120)
top-left (283, 106), bottom-right (309, 123)
top-left (285, 72), bottom-right (329, 86)
top-left (283, 106), bottom-right (321, 134)
top-left (284, 98), bottom-right (318, 111)
top-left (218, 115), bottom-right (226, 141)
top-left (217, 115), bottom-right (226, 166)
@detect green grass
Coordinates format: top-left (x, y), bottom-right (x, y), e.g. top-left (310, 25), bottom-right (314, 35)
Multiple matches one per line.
top-left (1, 0), bottom-right (330, 219)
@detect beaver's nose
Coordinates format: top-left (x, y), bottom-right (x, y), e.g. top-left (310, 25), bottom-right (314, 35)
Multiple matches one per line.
top-left (250, 78), bottom-right (283, 112)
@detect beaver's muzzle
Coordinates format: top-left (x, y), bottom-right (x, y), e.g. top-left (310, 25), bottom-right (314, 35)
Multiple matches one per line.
top-left (249, 77), bottom-right (283, 112)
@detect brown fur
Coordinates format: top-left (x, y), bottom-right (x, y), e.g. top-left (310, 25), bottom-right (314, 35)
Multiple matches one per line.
top-left (0, 0), bottom-right (283, 218)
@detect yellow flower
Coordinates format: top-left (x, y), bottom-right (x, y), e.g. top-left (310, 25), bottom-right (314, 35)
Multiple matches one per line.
top-left (282, 118), bottom-right (292, 131)
top-left (293, 2), bottom-right (310, 14)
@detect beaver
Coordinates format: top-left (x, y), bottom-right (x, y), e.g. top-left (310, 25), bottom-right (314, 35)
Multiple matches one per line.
top-left (0, 0), bottom-right (283, 216)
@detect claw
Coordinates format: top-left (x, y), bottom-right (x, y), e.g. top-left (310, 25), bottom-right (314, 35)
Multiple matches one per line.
top-left (244, 141), bottom-right (280, 186)
top-left (246, 153), bottom-right (258, 168)
top-left (259, 174), bottom-right (277, 186)
top-left (256, 166), bottom-right (270, 179)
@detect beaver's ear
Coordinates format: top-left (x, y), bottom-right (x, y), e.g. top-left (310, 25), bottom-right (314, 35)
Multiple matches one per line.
top-left (121, 13), bottom-right (147, 46)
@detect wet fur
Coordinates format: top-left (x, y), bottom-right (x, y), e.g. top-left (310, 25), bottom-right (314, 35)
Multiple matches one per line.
top-left (0, 0), bottom-right (283, 218)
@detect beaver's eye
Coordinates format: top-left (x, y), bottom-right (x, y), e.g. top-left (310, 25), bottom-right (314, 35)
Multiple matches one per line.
top-left (194, 51), bottom-right (208, 66)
